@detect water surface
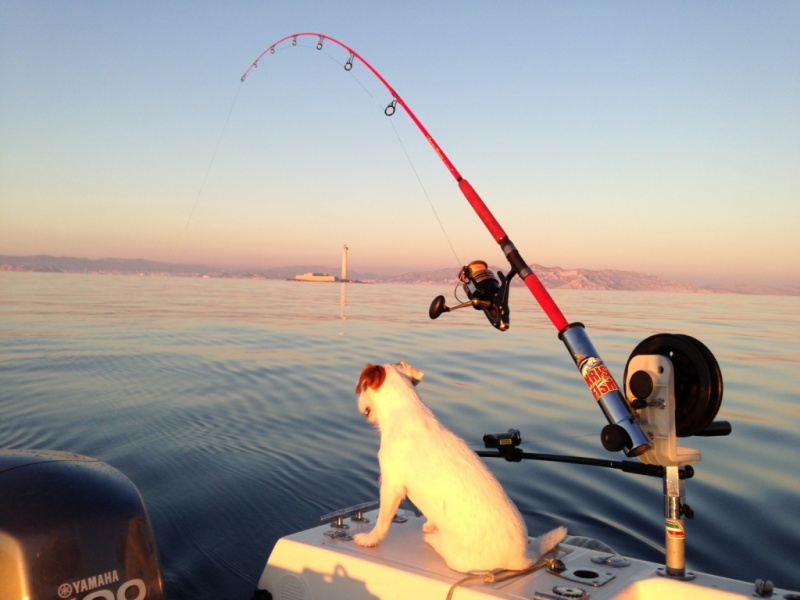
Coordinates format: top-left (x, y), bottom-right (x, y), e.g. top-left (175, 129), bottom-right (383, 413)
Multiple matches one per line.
top-left (1, 272), bottom-right (798, 597)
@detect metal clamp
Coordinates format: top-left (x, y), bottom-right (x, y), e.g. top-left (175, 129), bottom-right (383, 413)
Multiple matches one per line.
top-left (320, 501), bottom-right (379, 529)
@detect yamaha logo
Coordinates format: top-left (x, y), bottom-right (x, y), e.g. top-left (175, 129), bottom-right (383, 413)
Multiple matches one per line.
top-left (55, 572), bottom-right (145, 600)
top-left (57, 583), bottom-right (73, 598)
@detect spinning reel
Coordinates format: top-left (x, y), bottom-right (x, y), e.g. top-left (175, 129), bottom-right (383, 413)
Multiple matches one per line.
top-left (428, 260), bottom-right (516, 331)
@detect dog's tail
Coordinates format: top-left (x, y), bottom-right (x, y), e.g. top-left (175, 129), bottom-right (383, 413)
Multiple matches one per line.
top-left (532, 526), bottom-right (568, 559)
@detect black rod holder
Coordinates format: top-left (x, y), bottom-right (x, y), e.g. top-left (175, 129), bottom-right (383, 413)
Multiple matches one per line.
top-left (476, 449), bottom-right (693, 480)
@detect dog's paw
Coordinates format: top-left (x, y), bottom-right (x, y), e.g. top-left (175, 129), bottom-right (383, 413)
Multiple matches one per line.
top-left (353, 532), bottom-right (380, 548)
top-left (422, 521), bottom-right (438, 533)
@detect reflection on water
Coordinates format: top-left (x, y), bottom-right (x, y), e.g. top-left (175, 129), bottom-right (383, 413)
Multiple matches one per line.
top-left (1, 272), bottom-right (799, 598)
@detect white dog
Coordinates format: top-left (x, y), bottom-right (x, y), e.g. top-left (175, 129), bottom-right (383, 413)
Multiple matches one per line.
top-left (353, 361), bottom-right (567, 573)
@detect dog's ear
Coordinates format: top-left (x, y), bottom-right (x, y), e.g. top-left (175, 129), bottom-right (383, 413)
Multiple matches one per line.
top-left (356, 363), bottom-right (386, 394)
top-left (395, 360), bottom-right (424, 386)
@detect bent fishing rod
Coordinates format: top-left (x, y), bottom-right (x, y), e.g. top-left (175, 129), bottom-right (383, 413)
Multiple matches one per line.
top-left (242, 32), bottom-right (650, 457)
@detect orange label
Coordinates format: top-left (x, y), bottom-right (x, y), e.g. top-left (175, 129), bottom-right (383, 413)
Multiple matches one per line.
top-left (583, 363), bottom-right (619, 400)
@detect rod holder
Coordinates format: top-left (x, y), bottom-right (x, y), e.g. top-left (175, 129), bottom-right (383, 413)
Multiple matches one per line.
top-left (559, 323), bottom-right (651, 457)
top-left (659, 465), bottom-right (696, 580)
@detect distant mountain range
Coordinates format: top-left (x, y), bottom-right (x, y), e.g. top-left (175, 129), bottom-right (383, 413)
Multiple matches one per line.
top-left (1, 255), bottom-right (796, 296)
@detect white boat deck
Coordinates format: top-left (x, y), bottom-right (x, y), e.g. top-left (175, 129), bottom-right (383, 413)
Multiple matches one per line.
top-left (257, 509), bottom-right (799, 600)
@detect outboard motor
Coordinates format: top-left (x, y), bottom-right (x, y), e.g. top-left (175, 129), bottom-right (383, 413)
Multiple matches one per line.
top-left (0, 450), bottom-right (165, 600)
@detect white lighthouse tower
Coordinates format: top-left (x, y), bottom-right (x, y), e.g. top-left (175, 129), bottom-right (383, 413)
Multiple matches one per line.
top-left (341, 245), bottom-right (348, 282)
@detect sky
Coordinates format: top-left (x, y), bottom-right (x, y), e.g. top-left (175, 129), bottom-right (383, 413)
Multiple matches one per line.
top-left (1, 1), bottom-right (798, 286)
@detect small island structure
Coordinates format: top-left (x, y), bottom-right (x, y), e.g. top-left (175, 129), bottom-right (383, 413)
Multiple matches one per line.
top-left (292, 245), bottom-right (359, 283)
top-left (293, 272), bottom-right (337, 282)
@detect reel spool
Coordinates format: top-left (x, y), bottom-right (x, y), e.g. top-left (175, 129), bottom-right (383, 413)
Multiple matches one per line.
top-left (624, 333), bottom-right (723, 438)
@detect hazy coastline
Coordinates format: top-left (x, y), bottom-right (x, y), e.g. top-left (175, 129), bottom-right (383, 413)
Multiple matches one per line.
top-left (2, 255), bottom-right (796, 296)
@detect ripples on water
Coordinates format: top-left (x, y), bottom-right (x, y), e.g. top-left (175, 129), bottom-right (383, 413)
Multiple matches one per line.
top-left (1, 272), bottom-right (799, 597)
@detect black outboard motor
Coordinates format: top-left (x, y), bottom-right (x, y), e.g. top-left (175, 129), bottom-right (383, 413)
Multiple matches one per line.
top-left (0, 450), bottom-right (165, 600)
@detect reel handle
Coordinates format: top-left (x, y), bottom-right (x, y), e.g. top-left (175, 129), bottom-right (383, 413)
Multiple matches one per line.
top-left (429, 296), bottom-right (491, 319)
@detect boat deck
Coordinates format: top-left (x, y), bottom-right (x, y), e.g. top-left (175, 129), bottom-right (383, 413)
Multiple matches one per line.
top-left (256, 509), bottom-right (798, 600)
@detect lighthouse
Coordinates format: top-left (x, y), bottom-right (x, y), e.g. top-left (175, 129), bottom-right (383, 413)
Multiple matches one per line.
top-left (341, 245), bottom-right (348, 282)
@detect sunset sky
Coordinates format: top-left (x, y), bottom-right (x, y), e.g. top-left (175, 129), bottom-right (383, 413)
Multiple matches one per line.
top-left (2, 1), bottom-right (798, 286)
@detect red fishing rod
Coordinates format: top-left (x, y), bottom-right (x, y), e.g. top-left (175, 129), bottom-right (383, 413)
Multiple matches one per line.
top-left (242, 33), bottom-right (650, 457)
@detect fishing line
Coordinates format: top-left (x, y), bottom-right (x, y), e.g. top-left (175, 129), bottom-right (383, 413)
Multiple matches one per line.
top-left (170, 82), bottom-right (243, 266)
top-left (383, 117), bottom-right (463, 268)
top-left (240, 33), bottom-right (572, 328)
top-left (348, 71), bottom-right (464, 267)
top-left (183, 83), bottom-right (242, 229)
top-left (284, 40), bottom-right (463, 268)
top-left (241, 33), bottom-right (652, 457)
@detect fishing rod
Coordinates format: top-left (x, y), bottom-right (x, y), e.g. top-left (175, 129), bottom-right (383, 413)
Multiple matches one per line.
top-left (241, 32), bottom-right (651, 458)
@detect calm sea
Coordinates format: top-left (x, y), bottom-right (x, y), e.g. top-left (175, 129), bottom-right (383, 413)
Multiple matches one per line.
top-left (1, 272), bottom-right (799, 598)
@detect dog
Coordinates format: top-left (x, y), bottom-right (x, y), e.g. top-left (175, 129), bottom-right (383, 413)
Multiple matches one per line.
top-left (353, 361), bottom-right (567, 573)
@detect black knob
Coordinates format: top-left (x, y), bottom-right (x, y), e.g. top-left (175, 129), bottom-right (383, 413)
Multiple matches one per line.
top-left (629, 370), bottom-right (654, 401)
top-left (601, 424), bottom-right (631, 453)
top-left (429, 295), bottom-right (447, 319)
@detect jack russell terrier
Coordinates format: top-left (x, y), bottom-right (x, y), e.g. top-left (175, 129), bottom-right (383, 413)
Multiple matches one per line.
top-left (353, 360), bottom-right (566, 573)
